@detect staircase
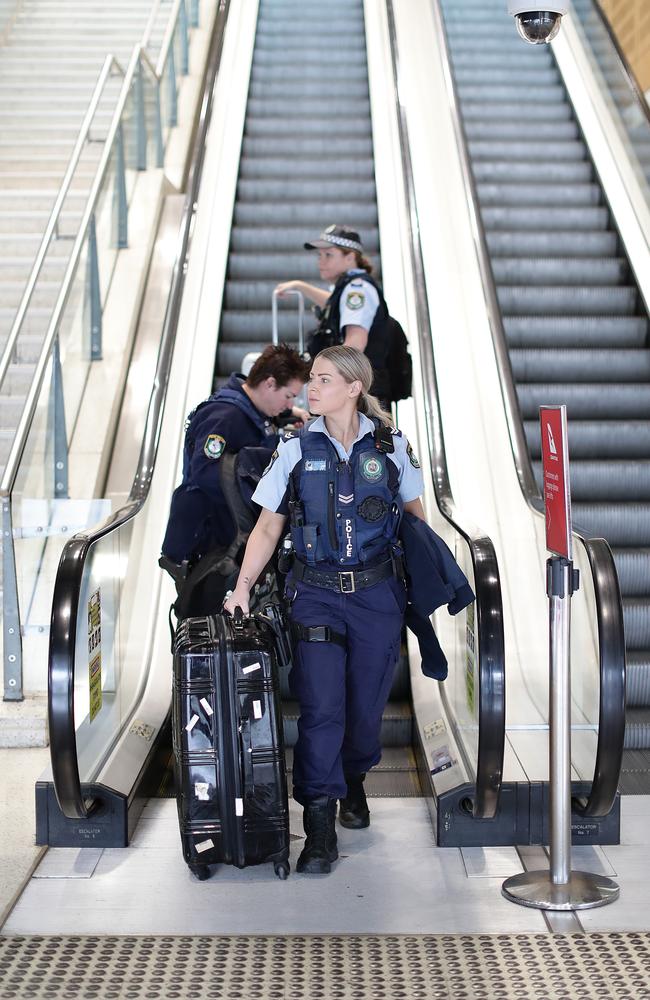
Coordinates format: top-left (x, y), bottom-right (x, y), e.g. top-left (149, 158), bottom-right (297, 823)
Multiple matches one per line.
top-left (439, 0), bottom-right (650, 789)
top-left (0, 0), bottom-right (173, 689)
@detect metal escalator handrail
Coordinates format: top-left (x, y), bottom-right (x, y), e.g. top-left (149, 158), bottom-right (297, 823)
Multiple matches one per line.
top-left (48, 0), bottom-right (231, 821)
top-left (430, 0), bottom-right (625, 818)
top-left (0, 53), bottom-right (125, 399)
top-left (586, 0), bottom-right (650, 129)
top-left (386, 0), bottom-right (505, 820)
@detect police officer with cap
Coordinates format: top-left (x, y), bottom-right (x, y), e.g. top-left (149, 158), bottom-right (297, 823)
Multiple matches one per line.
top-left (161, 344), bottom-right (310, 576)
top-left (224, 346), bottom-right (425, 875)
top-left (275, 225), bottom-right (392, 407)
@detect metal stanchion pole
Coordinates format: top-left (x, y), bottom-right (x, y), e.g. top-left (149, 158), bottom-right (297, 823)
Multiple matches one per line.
top-left (502, 405), bottom-right (619, 910)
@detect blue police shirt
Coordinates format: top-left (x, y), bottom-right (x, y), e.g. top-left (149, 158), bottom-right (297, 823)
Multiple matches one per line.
top-left (337, 269), bottom-right (380, 335)
top-left (252, 413), bottom-right (424, 516)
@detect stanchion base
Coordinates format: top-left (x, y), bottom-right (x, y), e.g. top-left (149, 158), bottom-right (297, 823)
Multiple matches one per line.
top-left (502, 870), bottom-right (619, 910)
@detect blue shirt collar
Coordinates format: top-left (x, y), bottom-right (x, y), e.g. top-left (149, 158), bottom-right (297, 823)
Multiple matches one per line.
top-left (307, 413), bottom-right (375, 459)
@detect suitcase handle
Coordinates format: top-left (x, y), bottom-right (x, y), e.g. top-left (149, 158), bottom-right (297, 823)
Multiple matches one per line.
top-left (239, 718), bottom-right (254, 790)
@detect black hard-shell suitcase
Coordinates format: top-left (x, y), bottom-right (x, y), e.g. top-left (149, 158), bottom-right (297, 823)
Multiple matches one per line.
top-left (172, 610), bottom-right (291, 880)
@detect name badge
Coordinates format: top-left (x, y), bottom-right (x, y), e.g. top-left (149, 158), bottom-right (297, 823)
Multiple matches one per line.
top-left (305, 460), bottom-right (327, 472)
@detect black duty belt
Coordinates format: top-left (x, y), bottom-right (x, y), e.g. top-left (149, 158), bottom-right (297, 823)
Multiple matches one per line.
top-left (292, 555), bottom-right (399, 594)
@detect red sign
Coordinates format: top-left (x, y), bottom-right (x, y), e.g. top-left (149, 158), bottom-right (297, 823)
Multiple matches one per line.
top-left (540, 406), bottom-right (572, 559)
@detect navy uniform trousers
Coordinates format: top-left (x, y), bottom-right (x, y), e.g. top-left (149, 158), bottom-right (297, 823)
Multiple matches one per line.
top-left (287, 573), bottom-right (407, 805)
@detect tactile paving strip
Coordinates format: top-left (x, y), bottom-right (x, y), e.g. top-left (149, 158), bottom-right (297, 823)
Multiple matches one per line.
top-left (1, 933), bottom-right (649, 999)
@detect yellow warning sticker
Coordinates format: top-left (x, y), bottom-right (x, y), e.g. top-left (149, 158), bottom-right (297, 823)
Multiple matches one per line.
top-left (88, 589), bottom-right (102, 722)
top-left (89, 653), bottom-right (102, 723)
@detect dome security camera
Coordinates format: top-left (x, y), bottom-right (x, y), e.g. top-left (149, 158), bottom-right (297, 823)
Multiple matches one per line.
top-left (507, 3), bottom-right (568, 44)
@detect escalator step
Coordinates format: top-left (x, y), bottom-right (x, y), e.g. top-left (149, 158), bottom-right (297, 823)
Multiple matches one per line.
top-left (230, 226), bottom-right (380, 253)
top-left (517, 383), bottom-right (650, 419)
top-left (525, 420), bottom-right (650, 460)
top-left (625, 653), bottom-right (650, 705)
top-left (245, 117), bottom-right (372, 137)
top-left (239, 156), bottom-right (375, 179)
top-left (243, 135), bottom-right (373, 156)
top-left (623, 601), bottom-right (650, 650)
top-left (498, 285), bottom-right (637, 315)
top-left (249, 80), bottom-right (369, 99)
top-left (493, 258), bottom-right (627, 286)
top-left (511, 348), bottom-right (650, 382)
top-left (532, 460), bottom-right (650, 501)
top-left (465, 121), bottom-right (579, 141)
top-left (476, 161), bottom-right (593, 184)
top-left (483, 206), bottom-right (609, 231)
top-left (463, 102), bottom-right (571, 122)
top-left (251, 65), bottom-right (368, 82)
top-left (572, 503), bottom-right (650, 546)
top-left (613, 551), bottom-right (650, 598)
top-left (281, 701), bottom-right (413, 749)
top-left (504, 316), bottom-right (647, 348)
top-left (246, 98), bottom-right (370, 117)
top-left (233, 202), bottom-right (378, 228)
top-left (453, 68), bottom-right (559, 86)
top-left (624, 708), bottom-right (650, 749)
top-left (469, 140), bottom-right (586, 160)
top-left (237, 179), bottom-right (377, 202)
top-left (478, 183), bottom-right (602, 207)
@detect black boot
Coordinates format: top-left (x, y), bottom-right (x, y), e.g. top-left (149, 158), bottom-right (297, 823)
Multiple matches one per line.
top-left (296, 796), bottom-right (338, 874)
top-left (339, 773), bottom-right (370, 829)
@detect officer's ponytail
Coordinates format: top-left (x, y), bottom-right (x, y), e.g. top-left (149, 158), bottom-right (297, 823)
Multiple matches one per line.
top-left (352, 251), bottom-right (373, 275)
top-left (316, 346), bottom-right (392, 427)
top-left (357, 390), bottom-right (392, 427)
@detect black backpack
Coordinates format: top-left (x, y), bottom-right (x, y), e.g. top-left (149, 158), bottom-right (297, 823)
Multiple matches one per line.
top-left (385, 316), bottom-right (413, 402)
top-left (308, 275), bottom-right (413, 403)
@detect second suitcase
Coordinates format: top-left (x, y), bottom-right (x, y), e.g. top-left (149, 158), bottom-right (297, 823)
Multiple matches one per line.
top-left (172, 610), bottom-right (290, 880)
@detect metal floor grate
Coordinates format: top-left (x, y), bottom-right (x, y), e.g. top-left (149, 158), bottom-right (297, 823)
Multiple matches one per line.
top-left (1, 933), bottom-right (649, 999)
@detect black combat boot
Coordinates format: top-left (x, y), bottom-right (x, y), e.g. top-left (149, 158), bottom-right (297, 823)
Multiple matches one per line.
top-left (339, 773), bottom-right (370, 829)
top-left (296, 796), bottom-right (338, 874)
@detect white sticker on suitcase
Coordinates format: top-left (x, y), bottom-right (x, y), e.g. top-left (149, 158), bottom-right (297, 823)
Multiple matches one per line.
top-left (185, 714), bottom-right (199, 733)
top-left (242, 662), bottom-right (261, 674)
top-left (195, 782), bottom-right (210, 800)
top-left (253, 700), bottom-right (262, 719)
top-left (200, 697), bottom-right (213, 716)
top-left (195, 838), bottom-right (214, 853)
top-left (235, 798), bottom-right (244, 816)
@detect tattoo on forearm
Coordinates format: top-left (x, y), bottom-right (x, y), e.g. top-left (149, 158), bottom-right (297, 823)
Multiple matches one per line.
top-left (243, 576), bottom-right (251, 586)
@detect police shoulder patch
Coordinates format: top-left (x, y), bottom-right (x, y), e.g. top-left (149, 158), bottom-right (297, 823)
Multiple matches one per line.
top-left (345, 288), bottom-right (365, 311)
top-left (204, 434), bottom-right (226, 460)
top-left (261, 449), bottom-right (279, 477)
top-left (406, 442), bottom-right (421, 469)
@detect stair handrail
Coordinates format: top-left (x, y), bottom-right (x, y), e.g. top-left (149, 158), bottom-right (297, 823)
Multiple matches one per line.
top-left (48, 1), bottom-right (231, 821)
top-left (431, 0), bottom-right (626, 819)
top-left (386, 0), bottom-right (506, 820)
top-left (0, 53), bottom-right (126, 398)
top-left (0, 43), bottom-right (158, 499)
top-left (0, 0), bottom-right (194, 403)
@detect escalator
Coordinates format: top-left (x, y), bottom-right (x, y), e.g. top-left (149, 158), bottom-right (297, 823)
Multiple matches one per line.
top-left (438, 0), bottom-right (647, 790)
top-left (40, 0), bottom-right (506, 853)
top-left (217, 0), bottom-right (380, 373)
top-left (215, 0), bottom-right (411, 801)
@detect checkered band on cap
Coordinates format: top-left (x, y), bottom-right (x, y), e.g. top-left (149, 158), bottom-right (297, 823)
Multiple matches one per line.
top-left (320, 231), bottom-right (363, 251)
top-left (304, 225), bottom-right (363, 252)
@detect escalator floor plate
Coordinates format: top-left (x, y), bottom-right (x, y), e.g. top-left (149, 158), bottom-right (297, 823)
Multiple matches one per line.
top-left (619, 749), bottom-right (650, 795)
top-left (1, 931), bottom-right (648, 999)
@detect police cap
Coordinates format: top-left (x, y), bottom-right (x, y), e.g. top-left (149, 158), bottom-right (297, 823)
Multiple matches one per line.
top-left (304, 224), bottom-right (363, 253)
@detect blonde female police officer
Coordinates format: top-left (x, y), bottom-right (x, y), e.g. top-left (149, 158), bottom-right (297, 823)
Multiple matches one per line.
top-left (224, 346), bottom-right (424, 875)
top-left (275, 225), bottom-right (392, 408)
